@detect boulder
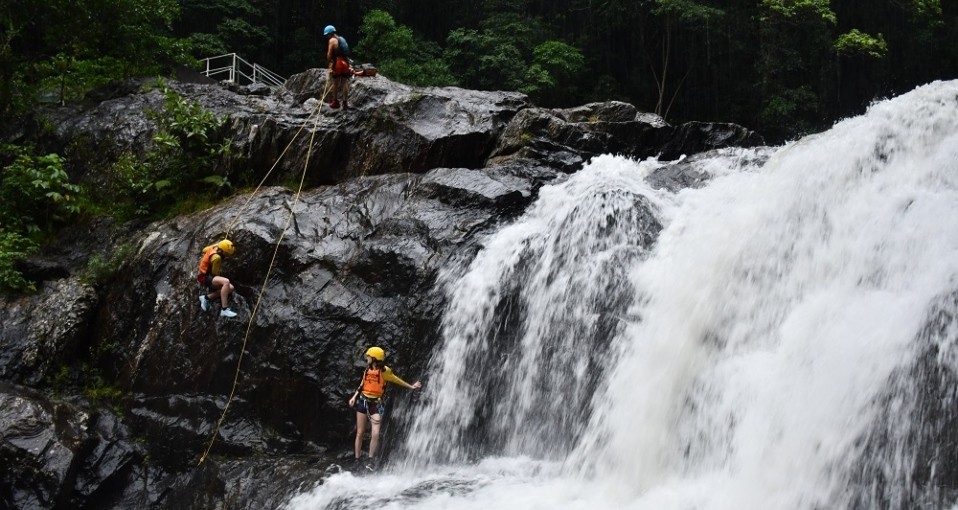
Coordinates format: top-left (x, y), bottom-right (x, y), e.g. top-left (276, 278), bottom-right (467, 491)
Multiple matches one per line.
top-left (0, 279), bottom-right (98, 386)
top-left (0, 384), bottom-right (145, 510)
top-left (489, 101), bottom-right (765, 172)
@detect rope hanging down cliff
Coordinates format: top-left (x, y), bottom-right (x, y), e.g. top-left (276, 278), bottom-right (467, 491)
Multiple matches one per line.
top-left (198, 79), bottom-right (333, 465)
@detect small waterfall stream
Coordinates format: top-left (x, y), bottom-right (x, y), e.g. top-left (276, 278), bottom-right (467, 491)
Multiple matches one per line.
top-left (286, 81), bottom-right (958, 510)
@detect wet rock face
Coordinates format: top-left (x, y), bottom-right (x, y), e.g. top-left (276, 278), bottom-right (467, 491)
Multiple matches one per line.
top-left (0, 384), bottom-right (145, 510)
top-left (39, 70), bottom-right (762, 192)
top-left (0, 279), bottom-right (98, 386)
top-left (2, 72), bottom-right (770, 508)
top-left (95, 163), bottom-right (552, 446)
top-left (0, 383), bottom-right (338, 510)
top-left (0, 163), bottom-right (559, 510)
top-left (489, 102), bottom-right (764, 172)
top-left (846, 290), bottom-right (958, 509)
top-left (41, 70), bottom-right (532, 190)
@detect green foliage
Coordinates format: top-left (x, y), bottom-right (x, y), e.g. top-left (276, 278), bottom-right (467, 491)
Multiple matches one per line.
top-left (83, 375), bottom-right (126, 405)
top-left (0, 0), bottom-right (189, 123)
top-left (911, 0), bottom-right (942, 17)
top-left (87, 82), bottom-right (235, 220)
top-left (0, 143), bottom-right (82, 293)
top-left (35, 54), bottom-right (131, 105)
top-left (523, 41), bottom-right (585, 105)
top-left (152, 84), bottom-right (225, 154)
top-left (129, 82), bottom-right (234, 217)
top-left (759, 0), bottom-right (837, 24)
top-left (2, 0), bottom-right (956, 151)
top-left (51, 365), bottom-right (71, 391)
top-left (759, 86), bottom-right (819, 139)
top-left (0, 144), bottom-right (81, 235)
top-left (356, 10), bottom-right (456, 87)
top-left (82, 339), bottom-right (126, 405)
top-left (187, 33), bottom-right (229, 60)
top-left (653, 0), bottom-right (725, 23)
top-left (214, 17), bottom-right (272, 61)
top-left (756, 0), bottom-right (837, 138)
top-left (0, 231), bottom-right (37, 293)
top-left (442, 11), bottom-right (588, 106)
top-left (445, 28), bottom-right (527, 91)
top-left (834, 30), bottom-right (888, 59)
top-left (49, 339), bottom-right (126, 408)
top-left (81, 242), bottom-right (135, 286)
top-left (178, 0), bottom-right (272, 64)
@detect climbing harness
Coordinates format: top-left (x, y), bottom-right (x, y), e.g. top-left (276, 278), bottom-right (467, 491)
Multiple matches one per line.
top-left (356, 394), bottom-right (385, 425)
top-left (198, 76), bottom-right (335, 465)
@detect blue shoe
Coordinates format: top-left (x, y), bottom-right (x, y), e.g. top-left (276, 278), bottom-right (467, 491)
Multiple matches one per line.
top-left (199, 295), bottom-right (209, 312)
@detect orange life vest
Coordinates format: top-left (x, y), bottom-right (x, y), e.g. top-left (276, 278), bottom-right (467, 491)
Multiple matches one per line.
top-left (198, 246), bottom-right (218, 276)
top-left (361, 367), bottom-right (386, 398)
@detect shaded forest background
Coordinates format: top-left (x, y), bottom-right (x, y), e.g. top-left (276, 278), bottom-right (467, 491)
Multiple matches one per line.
top-left (2, 0), bottom-right (957, 142)
top-left (0, 0), bottom-right (956, 292)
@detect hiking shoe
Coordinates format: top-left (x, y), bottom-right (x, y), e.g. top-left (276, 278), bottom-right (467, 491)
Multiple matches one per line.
top-left (199, 294), bottom-right (209, 312)
top-left (363, 463), bottom-right (375, 472)
top-left (327, 100), bottom-right (340, 109)
top-left (220, 308), bottom-right (237, 318)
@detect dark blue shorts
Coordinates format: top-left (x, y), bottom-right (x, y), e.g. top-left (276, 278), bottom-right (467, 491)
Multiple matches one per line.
top-left (355, 396), bottom-right (385, 416)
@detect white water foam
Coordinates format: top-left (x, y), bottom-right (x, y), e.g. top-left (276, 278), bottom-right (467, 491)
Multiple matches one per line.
top-left (286, 80), bottom-right (958, 510)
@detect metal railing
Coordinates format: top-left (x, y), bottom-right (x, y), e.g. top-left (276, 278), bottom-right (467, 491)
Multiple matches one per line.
top-left (200, 53), bottom-right (286, 88)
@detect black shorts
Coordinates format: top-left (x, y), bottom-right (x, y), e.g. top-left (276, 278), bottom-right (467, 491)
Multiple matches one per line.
top-left (355, 396), bottom-right (385, 416)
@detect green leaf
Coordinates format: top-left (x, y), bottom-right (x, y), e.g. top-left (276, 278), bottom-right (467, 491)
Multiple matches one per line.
top-left (834, 29), bottom-right (888, 58)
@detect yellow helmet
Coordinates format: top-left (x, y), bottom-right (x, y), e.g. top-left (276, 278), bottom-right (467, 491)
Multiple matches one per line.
top-left (365, 346), bottom-right (385, 361)
top-left (217, 239), bottom-right (235, 256)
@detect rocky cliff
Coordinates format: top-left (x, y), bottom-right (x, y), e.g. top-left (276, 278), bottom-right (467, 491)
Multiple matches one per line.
top-left (0, 69), bottom-right (763, 509)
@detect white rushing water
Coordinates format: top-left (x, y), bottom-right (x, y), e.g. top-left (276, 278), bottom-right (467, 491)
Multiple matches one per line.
top-left (287, 81), bottom-right (958, 509)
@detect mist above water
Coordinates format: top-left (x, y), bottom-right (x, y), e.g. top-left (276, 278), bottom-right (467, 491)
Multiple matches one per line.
top-left (287, 81), bottom-right (958, 510)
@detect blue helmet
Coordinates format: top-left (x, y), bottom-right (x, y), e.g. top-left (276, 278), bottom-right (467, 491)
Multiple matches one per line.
top-left (324, 25), bottom-right (336, 36)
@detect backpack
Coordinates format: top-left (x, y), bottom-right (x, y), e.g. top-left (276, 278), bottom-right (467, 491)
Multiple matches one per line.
top-left (336, 36), bottom-right (350, 57)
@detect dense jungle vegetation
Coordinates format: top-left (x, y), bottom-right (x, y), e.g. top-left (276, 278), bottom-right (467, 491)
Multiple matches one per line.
top-left (3, 0), bottom-right (957, 140)
top-left (0, 0), bottom-right (956, 291)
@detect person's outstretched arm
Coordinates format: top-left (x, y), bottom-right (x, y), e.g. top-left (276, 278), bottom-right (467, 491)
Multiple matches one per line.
top-left (383, 366), bottom-right (422, 390)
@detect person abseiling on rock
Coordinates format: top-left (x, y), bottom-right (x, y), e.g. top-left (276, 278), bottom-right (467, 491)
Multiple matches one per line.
top-left (324, 25), bottom-right (352, 110)
top-left (348, 346), bottom-right (421, 469)
top-left (196, 239), bottom-right (238, 318)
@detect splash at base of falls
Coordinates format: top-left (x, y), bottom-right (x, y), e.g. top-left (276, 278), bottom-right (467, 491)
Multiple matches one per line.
top-left (286, 81), bottom-right (958, 510)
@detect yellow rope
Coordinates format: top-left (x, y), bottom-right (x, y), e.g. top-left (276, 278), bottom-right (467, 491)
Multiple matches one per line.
top-left (198, 78), bottom-right (332, 465)
top-left (223, 85), bottom-right (330, 239)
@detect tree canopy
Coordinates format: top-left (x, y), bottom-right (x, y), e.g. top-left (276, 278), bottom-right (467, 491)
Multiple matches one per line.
top-left (2, 0), bottom-right (957, 141)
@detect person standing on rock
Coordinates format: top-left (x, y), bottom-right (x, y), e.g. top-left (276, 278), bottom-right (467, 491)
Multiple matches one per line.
top-left (196, 239), bottom-right (238, 318)
top-left (324, 25), bottom-right (352, 110)
top-left (348, 346), bottom-right (421, 469)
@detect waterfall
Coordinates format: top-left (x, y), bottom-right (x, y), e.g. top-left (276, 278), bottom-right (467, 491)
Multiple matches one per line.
top-left (398, 154), bottom-right (670, 465)
top-left (286, 81), bottom-right (958, 510)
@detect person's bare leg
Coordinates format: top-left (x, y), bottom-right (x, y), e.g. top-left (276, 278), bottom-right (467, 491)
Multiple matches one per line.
top-left (354, 411), bottom-right (367, 459)
top-left (206, 279), bottom-right (221, 302)
top-left (330, 78), bottom-right (340, 106)
top-left (368, 413), bottom-right (382, 458)
top-left (212, 276), bottom-right (232, 307)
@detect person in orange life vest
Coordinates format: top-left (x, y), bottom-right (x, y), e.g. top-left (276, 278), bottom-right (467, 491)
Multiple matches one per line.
top-left (196, 239), bottom-right (238, 318)
top-left (324, 25), bottom-right (352, 110)
top-left (348, 346), bottom-right (421, 463)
